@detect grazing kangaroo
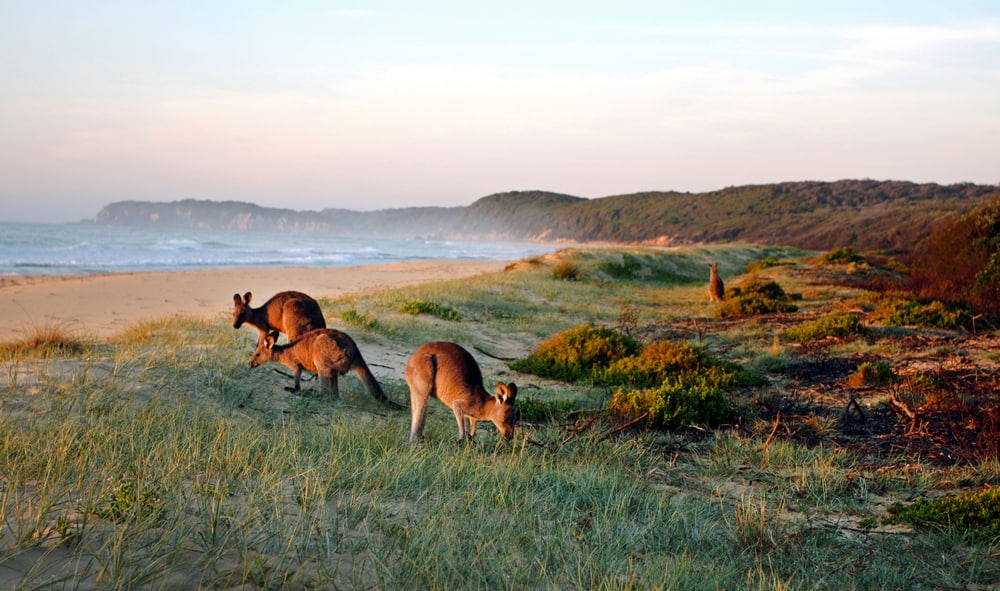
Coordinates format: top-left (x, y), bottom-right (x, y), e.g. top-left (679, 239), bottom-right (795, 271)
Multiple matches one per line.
top-left (251, 328), bottom-right (401, 408)
top-left (405, 341), bottom-right (518, 443)
top-left (708, 263), bottom-right (725, 302)
top-left (232, 291), bottom-right (326, 342)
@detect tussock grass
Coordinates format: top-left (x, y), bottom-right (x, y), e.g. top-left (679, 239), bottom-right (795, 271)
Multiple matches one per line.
top-left (1, 244), bottom-right (997, 589)
top-left (0, 324), bottom-right (88, 358)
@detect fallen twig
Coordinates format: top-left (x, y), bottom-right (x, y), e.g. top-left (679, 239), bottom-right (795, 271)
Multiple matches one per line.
top-left (762, 412), bottom-right (781, 453)
top-left (558, 412), bottom-right (600, 448)
top-left (597, 412), bottom-right (649, 443)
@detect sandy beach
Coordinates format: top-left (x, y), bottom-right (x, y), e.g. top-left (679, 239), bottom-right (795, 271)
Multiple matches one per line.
top-left (0, 259), bottom-right (511, 340)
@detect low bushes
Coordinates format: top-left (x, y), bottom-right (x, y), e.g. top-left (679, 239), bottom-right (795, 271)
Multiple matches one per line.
top-left (887, 487), bottom-right (1000, 542)
top-left (715, 278), bottom-right (798, 318)
top-left (510, 324), bottom-right (639, 383)
top-left (872, 296), bottom-right (961, 329)
top-left (783, 313), bottom-right (864, 343)
top-left (512, 325), bottom-right (763, 429)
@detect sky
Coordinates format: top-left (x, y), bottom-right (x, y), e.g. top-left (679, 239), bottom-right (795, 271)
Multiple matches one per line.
top-left (1, 1), bottom-right (998, 222)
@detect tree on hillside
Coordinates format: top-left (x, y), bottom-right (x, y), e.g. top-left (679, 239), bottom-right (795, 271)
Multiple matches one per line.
top-left (907, 194), bottom-right (1000, 317)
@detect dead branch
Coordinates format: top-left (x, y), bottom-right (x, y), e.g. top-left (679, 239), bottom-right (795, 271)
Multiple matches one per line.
top-left (888, 395), bottom-right (916, 420)
top-left (557, 412), bottom-right (600, 448)
top-left (844, 395), bottom-right (866, 421)
top-left (597, 412), bottom-right (649, 443)
top-left (762, 412), bottom-right (781, 452)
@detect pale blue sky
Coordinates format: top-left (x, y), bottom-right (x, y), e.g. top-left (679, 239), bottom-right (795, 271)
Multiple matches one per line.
top-left (1, 1), bottom-right (998, 222)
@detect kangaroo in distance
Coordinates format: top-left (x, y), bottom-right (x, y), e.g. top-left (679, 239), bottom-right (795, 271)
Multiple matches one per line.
top-left (251, 328), bottom-right (401, 409)
top-left (708, 262), bottom-right (725, 302)
top-left (233, 291), bottom-right (326, 342)
top-left (405, 341), bottom-right (518, 443)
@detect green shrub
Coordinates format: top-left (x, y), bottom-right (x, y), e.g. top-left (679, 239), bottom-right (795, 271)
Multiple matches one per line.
top-left (822, 246), bottom-right (866, 265)
top-left (399, 300), bottom-right (461, 321)
top-left (847, 360), bottom-right (898, 388)
top-left (783, 313), bottom-right (864, 343)
top-left (873, 297), bottom-right (960, 329)
top-left (715, 278), bottom-right (798, 318)
top-left (93, 477), bottom-right (167, 524)
top-left (600, 340), bottom-right (710, 388)
top-left (341, 309), bottom-right (381, 331)
top-left (886, 487), bottom-right (1000, 541)
top-left (608, 377), bottom-right (736, 429)
top-left (510, 324), bottom-right (639, 383)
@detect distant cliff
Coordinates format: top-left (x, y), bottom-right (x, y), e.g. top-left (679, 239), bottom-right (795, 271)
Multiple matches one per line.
top-left (92, 181), bottom-right (998, 253)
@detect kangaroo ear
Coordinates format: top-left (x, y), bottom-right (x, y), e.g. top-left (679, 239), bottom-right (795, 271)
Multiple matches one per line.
top-left (265, 332), bottom-right (278, 348)
top-left (495, 382), bottom-right (517, 403)
top-left (233, 293), bottom-right (243, 304)
top-left (244, 292), bottom-right (253, 304)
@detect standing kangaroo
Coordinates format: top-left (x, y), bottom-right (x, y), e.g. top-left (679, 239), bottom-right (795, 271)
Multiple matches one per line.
top-left (405, 341), bottom-right (518, 443)
top-left (708, 263), bottom-right (725, 302)
top-left (251, 328), bottom-right (401, 408)
top-left (233, 291), bottom-right (326, 342)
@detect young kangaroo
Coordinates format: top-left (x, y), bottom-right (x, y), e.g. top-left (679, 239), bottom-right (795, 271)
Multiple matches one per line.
top-left (708, 262), bottom-right (725, 302)
top-left (405, 341), bottom-right (518, 443)
top-left (232, 291), bottom-right (326, 342)
top-left (251, 328), bottom-right (401, 408)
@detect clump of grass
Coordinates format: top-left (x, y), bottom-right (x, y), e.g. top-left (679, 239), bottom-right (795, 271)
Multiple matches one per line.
top-left (510, 324), bottom-right (639, 383)
top-left (783, 313), bottom-right (864, 343)
top-left (848, 360), bottom-right (898, 388)
top-left (724, 493), bottom-right (788, 553)
top-left (340, 308), bottom-right (381, 331)
top-left (0, 324), bottom-right (87, 358)
top-left (715, 278), bottom-right (798, 318)
top-left (551, 260), bottom-right (580, 280)
top-left (886, 487), bottom-right (1000, 541)
top-left (398, 300), bottom-right (461, 321)
top-left (872, 296), bottom-right (961, 329)
top-left (822, 246), bottom-right (866, 265)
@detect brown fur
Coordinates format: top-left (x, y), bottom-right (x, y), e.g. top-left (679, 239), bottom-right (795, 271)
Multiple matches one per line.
top-left (708, 263), bottom-right (725, 302)
top-left (232, 291), bottom-right (326, 342)
top-left (251, 328), bottom-right (399, 408)
top-left (405, 341), bottom-right (518, 443)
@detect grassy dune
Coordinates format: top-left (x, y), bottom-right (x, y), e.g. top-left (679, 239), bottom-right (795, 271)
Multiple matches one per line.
top-left (1, 244), bottom-right (998, 590)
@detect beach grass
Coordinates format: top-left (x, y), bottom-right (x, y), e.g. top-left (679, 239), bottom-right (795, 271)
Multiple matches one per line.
top-left (1, 244), bottom-right (998, 589)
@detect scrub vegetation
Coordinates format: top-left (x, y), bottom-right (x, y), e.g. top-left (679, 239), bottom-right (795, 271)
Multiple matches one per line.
top-left (2, 240), bottom-right (999, 589)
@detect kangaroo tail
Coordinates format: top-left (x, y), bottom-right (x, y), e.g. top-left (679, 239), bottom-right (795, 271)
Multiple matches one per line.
top-left (355, 363), bottom-right (405, 410)
top-left (427, 353), bottom-right (438, 398)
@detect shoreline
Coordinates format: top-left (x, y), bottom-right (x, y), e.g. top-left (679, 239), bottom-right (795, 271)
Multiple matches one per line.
top-left (0, 259), bottom-right (513, 340)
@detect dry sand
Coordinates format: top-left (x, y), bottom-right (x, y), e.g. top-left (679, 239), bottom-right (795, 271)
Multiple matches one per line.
top-left (0, 259), bottom-right (512, 340)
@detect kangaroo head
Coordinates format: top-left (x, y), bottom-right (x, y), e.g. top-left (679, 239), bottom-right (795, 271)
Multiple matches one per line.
top-left (249, 330), bottom-right (279, 368)
top-left (232, 291), bottom-right (253, 328)
top-left (492, 382), bottom-right (519, 439)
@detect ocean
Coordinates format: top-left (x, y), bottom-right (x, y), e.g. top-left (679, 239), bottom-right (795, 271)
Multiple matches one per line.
top-left (0, 222), bottom-right (556, 276)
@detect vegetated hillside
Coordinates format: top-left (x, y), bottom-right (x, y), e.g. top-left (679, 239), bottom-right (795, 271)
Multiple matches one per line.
top-left (459, 181), bottom-right (997, 252)
top-left (91, 180), bottom-right (998, 253)
top-left (93, 199), bottom-right (463, 236)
